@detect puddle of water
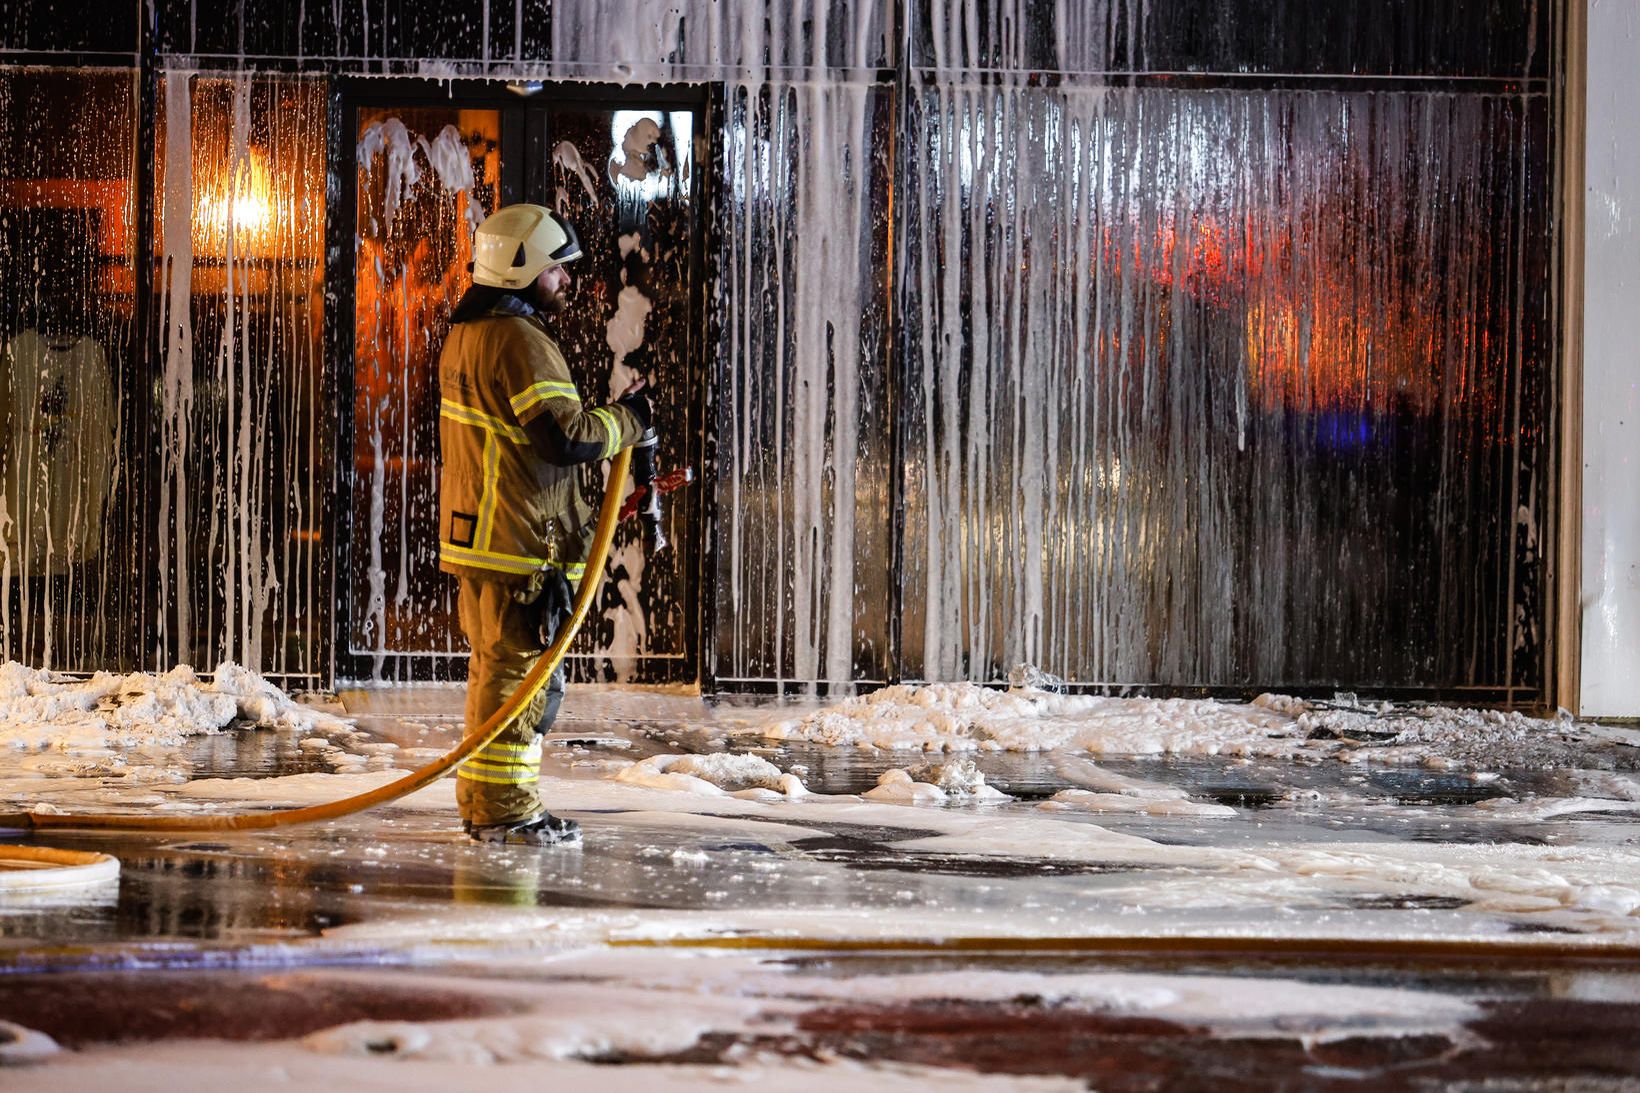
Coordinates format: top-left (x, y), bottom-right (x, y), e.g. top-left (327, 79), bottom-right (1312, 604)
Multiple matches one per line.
top-left (0, 970), bottom-right (518, 1045)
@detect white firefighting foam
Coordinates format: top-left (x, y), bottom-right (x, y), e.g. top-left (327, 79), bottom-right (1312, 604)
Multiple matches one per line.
top-left (755, 684), bottom-right (1303, 755)
top-left (616, 752), bottom-right (809, 798)
top-left (750, 682), bottom-right (1589, 768)
top-left (0, 661), bottom-right (348, 754)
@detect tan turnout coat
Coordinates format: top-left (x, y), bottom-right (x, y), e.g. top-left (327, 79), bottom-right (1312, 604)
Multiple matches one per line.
top-left (437, 308), bottom-right (642, 587)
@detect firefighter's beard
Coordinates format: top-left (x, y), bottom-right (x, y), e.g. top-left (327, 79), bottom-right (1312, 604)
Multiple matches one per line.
top-left (528, 280), bottom-right (569, 317)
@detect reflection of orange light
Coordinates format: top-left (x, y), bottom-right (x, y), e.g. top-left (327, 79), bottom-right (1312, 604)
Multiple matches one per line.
top-left (1092, 210), bottom-right (1443, 418)
top-left (1244, 291), bottom-right (1438, 415)
top-left (195, 147), bottom-right (278, 256)
top-left (1133, 217), bottom-right (1259, 304)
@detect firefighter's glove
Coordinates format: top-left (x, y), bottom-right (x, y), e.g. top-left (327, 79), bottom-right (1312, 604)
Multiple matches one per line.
top-left (632, 427), bottom-right (659, 486)
top-left (528, 567), bottom-right (575, 650)
top-left (615, 387), bottom-right (653, 431)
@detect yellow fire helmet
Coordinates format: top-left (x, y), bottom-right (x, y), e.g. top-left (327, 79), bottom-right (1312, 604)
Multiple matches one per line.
top-left (471, 204), bottom-right (583, 290)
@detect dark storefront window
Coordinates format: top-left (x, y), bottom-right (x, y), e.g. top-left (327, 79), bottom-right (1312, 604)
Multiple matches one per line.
top-left (0, 67), bottom-right (137, 670)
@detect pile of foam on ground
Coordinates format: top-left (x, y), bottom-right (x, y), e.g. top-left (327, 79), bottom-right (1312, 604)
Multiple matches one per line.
top-left (752, 679), bottom-right (1630, 771)
top-left (1468, 772), bottom-right (1640, 821)
top-left (1037, 759), bottom-right (1237, 816)
top-left (1039, 789), bottom-right (1237, 818)
top-left (756, 683), bottom-right (1302, 757)
top-left (0, 1020), bottom-right (60, 1063)
top-left (863, 759), bottom-right (1011, 804)
top-left (614, 752), bottom-right (809, 799)
top-left (0, 662), bottom-right (351, 753)
top-left (1271, 694), bottom-right (1600, 769)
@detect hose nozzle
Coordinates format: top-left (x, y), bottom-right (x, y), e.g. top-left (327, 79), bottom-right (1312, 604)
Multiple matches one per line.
top-left (631, 428), bottom-right (667, 553)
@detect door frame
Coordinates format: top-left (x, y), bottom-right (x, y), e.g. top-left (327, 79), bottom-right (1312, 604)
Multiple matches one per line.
top-left (328, 77), bottom-right (711, 687)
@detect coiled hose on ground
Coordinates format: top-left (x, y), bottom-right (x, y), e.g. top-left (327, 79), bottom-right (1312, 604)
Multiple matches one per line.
top-left (0, 448), bottom-right (633, 835)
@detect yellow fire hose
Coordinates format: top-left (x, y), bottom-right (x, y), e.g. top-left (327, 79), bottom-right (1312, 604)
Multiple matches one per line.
top-left (0, 448), bottom-right (633, 835)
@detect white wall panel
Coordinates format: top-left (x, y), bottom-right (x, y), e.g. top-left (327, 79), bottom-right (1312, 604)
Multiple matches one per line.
top-left (1580, 0), bottom-right (1640, 716)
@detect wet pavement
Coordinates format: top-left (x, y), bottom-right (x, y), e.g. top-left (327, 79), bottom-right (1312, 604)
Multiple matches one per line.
top-left (3, 952), bottom-right (1639, 1089)
top-left (3, 685), bottom-right (1640, 1088)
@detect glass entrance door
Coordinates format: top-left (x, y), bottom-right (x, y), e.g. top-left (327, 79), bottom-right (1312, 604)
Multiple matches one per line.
top-left (343, 85), bottom-right (704, 685)
top-left (349, 103), bottom-right (502, 682)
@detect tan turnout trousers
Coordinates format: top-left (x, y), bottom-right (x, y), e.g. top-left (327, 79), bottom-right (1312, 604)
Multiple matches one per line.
top-left (455, 577), bottom-right (553, 827)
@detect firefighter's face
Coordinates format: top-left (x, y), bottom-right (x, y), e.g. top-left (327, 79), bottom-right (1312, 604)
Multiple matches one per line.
top-left (533, 263), bottom-right (572, 315)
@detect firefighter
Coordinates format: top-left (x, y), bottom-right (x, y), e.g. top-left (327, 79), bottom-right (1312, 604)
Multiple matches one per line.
top-left (438, 204), bottom-right (650, 845)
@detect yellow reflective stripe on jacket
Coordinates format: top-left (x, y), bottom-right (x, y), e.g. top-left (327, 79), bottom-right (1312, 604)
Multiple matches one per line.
top-left (564, 562), bottom-right (587, 582)
top-left (589, 407), bottom-right (620, 458)
top-left (439, 398), bottom-right (527, 444)
top-left (439, 542), bottom-right (547, 576)
top-left (509, 380), bottom-right (582, 417)
top-left (475, 433), bottom-right (500, 550)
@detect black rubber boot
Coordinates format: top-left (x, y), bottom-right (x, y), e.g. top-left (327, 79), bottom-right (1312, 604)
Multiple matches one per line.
top-left (468, 810), bottom-right (582, 846)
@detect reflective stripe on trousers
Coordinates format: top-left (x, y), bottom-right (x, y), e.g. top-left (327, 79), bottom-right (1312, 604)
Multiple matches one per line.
top-left (458, 738), bottom-right (544, 785)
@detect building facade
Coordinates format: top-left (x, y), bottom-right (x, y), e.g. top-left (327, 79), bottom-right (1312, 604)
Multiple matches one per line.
top-left (0, 0), bottom-right (1575, 705)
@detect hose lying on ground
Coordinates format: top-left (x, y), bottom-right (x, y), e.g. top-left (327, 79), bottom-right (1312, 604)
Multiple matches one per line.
top-left (0, 448), bottom-right (634, 834)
